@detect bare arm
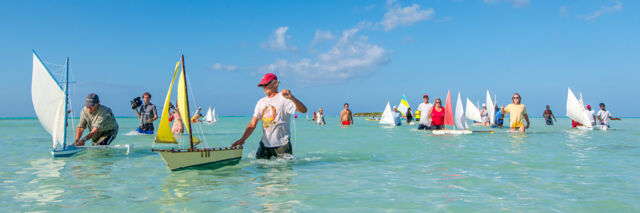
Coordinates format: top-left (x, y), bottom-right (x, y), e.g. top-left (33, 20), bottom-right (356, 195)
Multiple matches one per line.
top-left (149, 113), bottom-right (158, 123)
top-left (524, 114), bottom-right (530, 129)
top-left (231, 116), bottom-right (260, 147)
top-left (349, 111), bottom-right (353, 124)
top-left (75, 127), bottom-right (85, 143)
top-left (551, 112), bottom-right (557, 121)
top-left (281, 89), bottom-right (307, 113)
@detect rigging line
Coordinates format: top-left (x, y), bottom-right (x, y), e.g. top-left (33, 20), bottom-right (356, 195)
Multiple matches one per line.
top-left (185, 74), bottom-right (208, 146)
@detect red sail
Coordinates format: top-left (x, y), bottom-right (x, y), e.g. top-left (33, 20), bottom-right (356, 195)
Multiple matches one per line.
top-left (444, 90), bottom-right (454, 126)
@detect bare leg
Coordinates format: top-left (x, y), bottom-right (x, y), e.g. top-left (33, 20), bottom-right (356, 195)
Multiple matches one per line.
top-left (519, 126), bottom-right (525, 133)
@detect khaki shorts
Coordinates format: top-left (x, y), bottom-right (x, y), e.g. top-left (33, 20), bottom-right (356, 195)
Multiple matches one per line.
top-left (93, 129), bottom-right (118, 146)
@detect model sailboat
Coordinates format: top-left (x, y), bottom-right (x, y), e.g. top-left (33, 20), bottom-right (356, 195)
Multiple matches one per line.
top-left (152, 55), bottom-right (242, 171)
top-left (566, 88), bottom-right (593, 129)
top-left (380, 101), bottom-right (396, 125)
top-left (465, 98), bottom-right (482, 123)
top-left (204, 106), bottom-right (217, 124)
top-left (32, 51), bottom-right (84, 157)
top-left (432, 91), bottom-right (472, 135)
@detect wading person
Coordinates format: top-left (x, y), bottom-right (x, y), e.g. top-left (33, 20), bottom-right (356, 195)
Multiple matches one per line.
top-left (597, 103), bottom-right (621, 128)
top-left (316, 107), bottom-right (326, 125)
top-left (542, 105), bottom-right (557, 125)
top-left (133, 92), bottom-right (157, 134)
top-left (75, 93), bottom-right (119, 146)
top-left (501, 93), bottom-right (530, 133)
top-left (428, 98), bottom-right (445, 130)
top-left (417, 95), bottom-right (433, 130)
top-left (340, 103), bottom-right (353, 126)
top-left (231, 73), bottom-right (307, 159)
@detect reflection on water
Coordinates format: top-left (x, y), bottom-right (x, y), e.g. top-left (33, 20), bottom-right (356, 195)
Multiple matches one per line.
top-left (14, 158), bottom-right (65, 204)
top-left (506, 133), bottom-right (527, 154)
top-left (254, 162), bottom-right (298, 213)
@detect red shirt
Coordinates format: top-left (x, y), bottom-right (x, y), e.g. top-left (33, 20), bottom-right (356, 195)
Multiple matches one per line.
top-left (431, 107), bottom-right (445, 126)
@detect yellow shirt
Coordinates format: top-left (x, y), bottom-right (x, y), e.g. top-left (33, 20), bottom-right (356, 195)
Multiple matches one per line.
top-left (504, 103), bottom-right (527, 128)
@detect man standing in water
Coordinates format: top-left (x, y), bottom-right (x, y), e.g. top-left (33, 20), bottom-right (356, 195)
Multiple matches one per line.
top-left (133, 92), bottom-right (157, 134)
top-left (542, 105), bottom-right (557, 125)
top-left (585, 105), bottom-right (596, 126)
top-left (597, 103), bottom-right (621, 128)
top-left (416, 95), bottom-right (433, 130)
top-left (340, 103), bottom-right (353, 126)
top-left (501, 93), bottom-right (530, 133)
top-left (232, 73), bottom-right (307, 159)
top-left (75, 93), bottom-right (119, 146)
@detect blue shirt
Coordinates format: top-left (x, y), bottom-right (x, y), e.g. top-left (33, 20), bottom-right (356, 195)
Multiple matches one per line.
top-left (393, 112), bottom-right (402, 126)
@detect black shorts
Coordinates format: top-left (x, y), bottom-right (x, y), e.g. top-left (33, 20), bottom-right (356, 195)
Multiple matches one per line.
top-left (93, 130), bottom-right (117, 146)
top-left (418, 124), bottom-right (430, 130)
top-left (256, 141), bottom-right (292, 159)
top-left (431, 125), bottom-right (444, 130)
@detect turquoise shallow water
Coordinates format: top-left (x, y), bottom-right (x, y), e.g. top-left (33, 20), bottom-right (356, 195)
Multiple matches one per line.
top-left (1, 117), bottom-right (639, 212)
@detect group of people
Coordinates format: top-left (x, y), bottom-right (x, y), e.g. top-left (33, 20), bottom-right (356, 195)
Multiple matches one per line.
top-left (72, 73), bottom-right (622, 161)
top-left (543, 103), bottom-right (621, 128)
top-left (409, 93), bottom-right (529, 132)
top-left (310, 103), bottom-right (354, 126)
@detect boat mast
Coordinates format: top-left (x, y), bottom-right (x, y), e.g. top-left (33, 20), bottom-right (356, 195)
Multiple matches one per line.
top-left (181, 55), bottom-right (195, 149)
top-left (63, 57), bottom-right (69, 148)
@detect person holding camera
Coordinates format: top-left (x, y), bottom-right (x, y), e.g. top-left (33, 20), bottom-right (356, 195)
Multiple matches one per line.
top-left (132, 92), bottom-right (158, 134)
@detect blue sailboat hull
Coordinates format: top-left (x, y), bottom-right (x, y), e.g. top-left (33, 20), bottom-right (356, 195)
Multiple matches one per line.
top-left (51, 145), bottom-right (85, 157)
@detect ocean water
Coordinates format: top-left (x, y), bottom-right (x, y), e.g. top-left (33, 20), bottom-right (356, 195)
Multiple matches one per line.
top-left (1, 117), bottom-right (639, 212)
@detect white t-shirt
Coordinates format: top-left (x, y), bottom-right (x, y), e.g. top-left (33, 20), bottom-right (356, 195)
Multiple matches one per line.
top-left (315, 112), bottom-right (325, 125)
top-left (253, 93), bottom-right (296, 147)
top-left (417, 103), bottom-right (433, 125)
top-left (597, 110), bottom-right (611, 125)
top-left (585, 109), bottom-right (596, 124)
top-left (480, 109), bottom-right (489, 122)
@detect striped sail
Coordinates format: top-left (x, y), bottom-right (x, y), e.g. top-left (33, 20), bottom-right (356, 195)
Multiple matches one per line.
top-left (397, 95), bottom-right (410, 116)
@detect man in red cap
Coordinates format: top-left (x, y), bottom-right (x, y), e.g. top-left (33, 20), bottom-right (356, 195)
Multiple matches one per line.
top-left (232, 73), bottom-right (307, 159)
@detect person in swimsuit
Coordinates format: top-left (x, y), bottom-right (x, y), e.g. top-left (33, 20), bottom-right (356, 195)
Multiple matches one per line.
top-left (171, 103), bottom-right (184, 135)
top-left (428, 98), bottom-right (445, 130)
top-left (542, 105), bottom-right (557, 125)
top-left (501, 93), bottom-right (530, 133)
top-left (316, 108), bottom-right (326, 125)
top-left (405, 107), bottom-right (413, 124)
top-left (340, 103), bottom-right (353, 126)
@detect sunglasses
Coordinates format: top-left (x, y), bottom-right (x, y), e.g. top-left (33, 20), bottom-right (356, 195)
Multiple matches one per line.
top-left (512, 97), bottom-right (520, 99)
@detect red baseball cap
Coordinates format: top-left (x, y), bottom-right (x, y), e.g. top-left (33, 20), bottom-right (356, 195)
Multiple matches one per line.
top-left (258, 73), bottom-right (278, 87)
top-left (423, 94), bottom-right (429, 99)
top-left (586, 105), bottom-right (591, 109)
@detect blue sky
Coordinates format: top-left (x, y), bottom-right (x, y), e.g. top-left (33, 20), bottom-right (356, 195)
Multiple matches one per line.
top-left (1, 0), bottom-right (638, 117)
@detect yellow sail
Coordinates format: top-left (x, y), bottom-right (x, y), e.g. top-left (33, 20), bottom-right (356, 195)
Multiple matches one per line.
top-left (177, 66), bottom-right (200, 144)
top-left (154, 61), bottom-right (181, 144)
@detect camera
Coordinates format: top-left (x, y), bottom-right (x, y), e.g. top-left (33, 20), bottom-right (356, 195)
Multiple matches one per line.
top-left (169, 102), bottom-right (175, 110)
top-left (131, 97), bottom-right (142, 109)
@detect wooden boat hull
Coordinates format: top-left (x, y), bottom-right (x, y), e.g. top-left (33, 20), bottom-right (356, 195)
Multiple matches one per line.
top-left (432, 129), bottom-right (472, 135)
top-left (154, 147), bottom-right (243, 171)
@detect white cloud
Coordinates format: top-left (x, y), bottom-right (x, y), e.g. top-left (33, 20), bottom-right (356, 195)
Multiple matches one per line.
top-left (209, 63), bottom-right (238, 71)
top-left (585, 0), bottom-right (623, 21)
top-left (311, 30), bottom-right (335, 46)
top-left (364, 4), bottom-right (376, 11)
top-left (377, 0), bottom-right (434, 31)
top-left (483, 0), bottom-right (530, 8)
top-left (263, 27), bottom-right (389, 85)
top-left (263, 26), bottom-right (297, 51)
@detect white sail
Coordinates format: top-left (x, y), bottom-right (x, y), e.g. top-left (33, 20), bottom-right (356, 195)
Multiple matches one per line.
top-left (204, 107), bottom-right (213, 123)
top-left (380, 101), bottom-right (394, 125)
top-left (465, 98), bottom-right (482, 122)
top-left (566, 88), bottom-right (592, 128)
top-left (455, 92), bottom-right (468, 130)
top-left (212, 107), bottom-right (218, 122)
top-left (32, 52), bottom-right (67, 150)
top-left (486, 90), bottom-right (495, 125)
